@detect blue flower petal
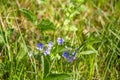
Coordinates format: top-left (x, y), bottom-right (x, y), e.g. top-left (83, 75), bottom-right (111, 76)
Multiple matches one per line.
top-left (62, 51), bottom-right (69, 59)
top-left (72, 51), bottom-right (76, 57)
top-left (67, 51), bottom-right (76, 62)
top-left (44, 49), bottom-right (50, 55)
top-left (37, 43), bottom-right (44, 51)
top-left (57, 38), bottom-right (64, 45)
top-left (48, 41), bottom-right (53, 50)
top-left (67, 57), bottom-right (75, 62)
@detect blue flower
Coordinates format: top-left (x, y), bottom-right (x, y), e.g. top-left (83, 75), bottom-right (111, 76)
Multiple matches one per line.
top-left (48, 41), bottom-right (53, 50)
top-left (44, 49), bottom-right (50, 55)
top-left (67, 52), bottom-right (76, 62)
top-left (67, 57), bottom-right (75, 62)
top-left (57, 38), bottom-right (64, 45)
top-left (62, 51), bottom-right (70, 59)
top-left (62, 51), bottom-right (76, 62)
top-left (36, 43), bottom-right (44, 51)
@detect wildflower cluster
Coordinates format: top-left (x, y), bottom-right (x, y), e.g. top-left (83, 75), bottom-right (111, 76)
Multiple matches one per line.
top-left (36, 37), bottom-right (77, 62)
top-left (36, 41), bottom-right (53, 56)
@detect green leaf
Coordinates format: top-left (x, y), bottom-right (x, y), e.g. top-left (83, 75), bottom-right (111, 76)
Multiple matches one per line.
top-left (0, 31), bottom-right (5, 52)
top-left (37, 19), bottom-right (55, 31)
top-left (79, 50), bottom-right (95, 55)
top-left (41, 55), bottom-right (50, 78)
top-left (19, 8), bottom-right (37, 24)
top-left (16, 43), bottom-right (27, 63)
top-left (0, 34), bottom-right (4, 46)
top-left (44, 73), bottom-right (72, 80)
top-left (62, 25), bottom-right (78, 31)
top-left (44, 56), bottom-right (50, 77)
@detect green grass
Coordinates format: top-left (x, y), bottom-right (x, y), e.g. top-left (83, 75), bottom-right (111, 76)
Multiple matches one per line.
top-left (0, 0), bottom-right (120, 80)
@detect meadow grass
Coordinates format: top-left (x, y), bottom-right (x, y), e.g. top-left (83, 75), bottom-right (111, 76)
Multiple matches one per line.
top-left (0, 0), bottom-right (120, 80)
